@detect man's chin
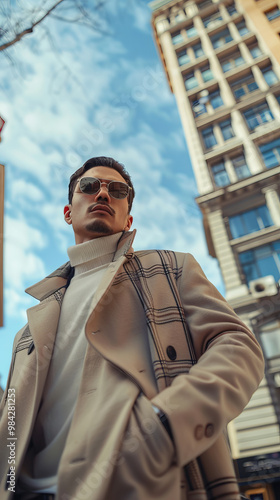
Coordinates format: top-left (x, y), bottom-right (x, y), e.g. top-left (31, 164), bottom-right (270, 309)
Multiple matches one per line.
top-left (85, 220), bottom-right (113, 236)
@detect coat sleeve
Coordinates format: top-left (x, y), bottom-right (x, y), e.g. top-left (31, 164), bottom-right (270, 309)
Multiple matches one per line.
top-left (0, 326), bottom-right (26, 413)
top-left (151, 253), bottom-right (264, 467)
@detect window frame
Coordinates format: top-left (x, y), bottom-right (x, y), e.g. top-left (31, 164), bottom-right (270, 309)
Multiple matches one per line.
top-left (220, 52), bottom-right (245, 72)
top-left (231, 73), bottom-right (259, 99)
top-left (211, 28), bottom-right (233, 49)
top-left (228, 205), bottom-right (274, 239)
top-left (239, 240), bottom-right (280, 285)
top-left (201, 125), bottom-right (218, 149)
top-left (211, 160), bottom-right (230, 187)
top-left (184, 71), bottom-right (199, 90)
top-left (259, 137), bottom-right (280, 168)
top-left (243, 102), bottom-right (274, 131)
top-left (231, 154), bottom-right (251, 180)
top-left (265, 6), bottom-right (280, 21)
top-left (171, 31), bottom-right (184, 45)
top-left (235, 20), bottom-right (249, 36)
top-left (219, 119), bottom-right (235, 140)
top-left (177, 49), bottom-right (191, 66)
top-left (209, 89), bottom-right (224, 109)
top-left (192, 43), bottom-right (204, 58)
top-left (262, 65), bottom-right (279, 86)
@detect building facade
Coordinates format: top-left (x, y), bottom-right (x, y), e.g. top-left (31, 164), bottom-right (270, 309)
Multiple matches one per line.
top-left (149, 0), bottom-right (280, 497)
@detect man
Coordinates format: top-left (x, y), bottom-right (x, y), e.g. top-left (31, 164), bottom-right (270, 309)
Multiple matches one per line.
top-left (0, 156), bottom-right (264, 500)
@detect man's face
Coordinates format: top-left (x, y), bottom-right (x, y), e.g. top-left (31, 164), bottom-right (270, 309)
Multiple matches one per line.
top-left (64, 166), bottom-right (133, 244)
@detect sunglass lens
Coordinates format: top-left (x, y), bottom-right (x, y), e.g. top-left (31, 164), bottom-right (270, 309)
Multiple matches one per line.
top-left (80, 177), bottom-right (100, 194)
top-left (109, 182), bottom-right (129, 199)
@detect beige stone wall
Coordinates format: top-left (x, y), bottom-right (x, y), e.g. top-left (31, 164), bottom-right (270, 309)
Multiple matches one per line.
top-left (239, 0), bottom-right (280, 66)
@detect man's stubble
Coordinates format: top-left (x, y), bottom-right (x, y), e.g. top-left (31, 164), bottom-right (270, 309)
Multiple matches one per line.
top-left (85, 220), bottom-right (113, 236)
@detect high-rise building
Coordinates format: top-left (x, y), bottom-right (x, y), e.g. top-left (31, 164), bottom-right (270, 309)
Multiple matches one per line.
top-left (149, 0), bottom-right (280, 497)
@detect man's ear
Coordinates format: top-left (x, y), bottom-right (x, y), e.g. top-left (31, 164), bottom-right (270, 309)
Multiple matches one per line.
top-left (64, 205), bottom-right (72, 225)
top-left (124, 215), bottom-right (133, 231)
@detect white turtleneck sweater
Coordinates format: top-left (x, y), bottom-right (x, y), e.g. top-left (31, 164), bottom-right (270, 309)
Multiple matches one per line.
top-left (18, 232), bottom-right (123, 494)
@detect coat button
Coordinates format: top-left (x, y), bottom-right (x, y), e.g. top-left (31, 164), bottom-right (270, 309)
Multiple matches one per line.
top-left (194, 425), bottom-right (204, 440)
top-left (166, 345), bottom-right (177, 360)
top-left (205, 424), bottom-right (214, 438)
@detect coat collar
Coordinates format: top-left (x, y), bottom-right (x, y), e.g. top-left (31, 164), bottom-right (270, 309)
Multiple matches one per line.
top-left (25, 229), bottom-right (136, 301)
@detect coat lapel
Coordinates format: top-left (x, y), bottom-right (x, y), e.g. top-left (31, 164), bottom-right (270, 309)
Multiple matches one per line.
top-left (84, 230), bottom-right (158, 397)
top-left (19, 265), bottom-right (71, 410)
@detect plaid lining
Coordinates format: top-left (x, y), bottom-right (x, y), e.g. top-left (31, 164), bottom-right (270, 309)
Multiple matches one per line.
top-left (15, 325), bottom-right (32, 354)
top-left (153, 359), bottom-right (193, 381)
top-left (123, 250), bottom-right (197, 387)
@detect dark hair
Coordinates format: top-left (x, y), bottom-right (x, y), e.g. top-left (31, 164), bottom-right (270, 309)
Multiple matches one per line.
top-left (68, 156), bottom-right (135, 212)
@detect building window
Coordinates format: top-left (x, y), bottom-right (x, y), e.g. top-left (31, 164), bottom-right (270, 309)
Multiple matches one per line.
top-left (259, 321), bottom-right (280, 359)
top-left (248, 44), bottom-right (263, 59)
top-left (172, 31), bottom-right (183, 44)
top-left (243, 102), bottom-right (274, 131)
top-left (192, 100), bottom-right (207, 116)
top-left (227, 3), bottom-right (237, 16)
top-left (184, 72), bottom-right (199, 90)
top-left (229, 205), bottom-right (274, 239)
top-left (186, 25), bottom-right (197, 38)
top-left (211, 29), bottom-right (233, 49)
top-left (239, 241), bottom-right (280, 284)
top-left (265, 6), bottom-right (280, 21)
top-left (177, 50), bottom-right (191, 66)
top-left (219, 119), bottom-right (235, 140)
top-left (235, 20), bottom-right (249, 36)
top-left (202, 13), bottom-right (223, 29)
top-left (198, 0), bottom-right (213, 10)
top-left (220, 52), bottom-right (244, 72)
top-left (259, 137), bottom-right (280, 168)
top-left (231, 73), bottom-right (258, 99)
top-left (209, 89), bottom-right (224, 109)
top-left (232, 154), bottom-right (251, 179)
top-left (262, 65), bottom-right (279, 86)
top-left (201, 65), bottom-right (214, 82)
top-left (201, 126), bottom-right (217, 149)
top-left (192, 43), bottom-right (204, 58)
top-left (212, 161), bottom-right (230, 187)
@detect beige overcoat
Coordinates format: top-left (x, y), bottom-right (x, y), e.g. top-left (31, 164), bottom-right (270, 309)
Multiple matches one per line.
top-left (0, 230), bottom-right (264, 500)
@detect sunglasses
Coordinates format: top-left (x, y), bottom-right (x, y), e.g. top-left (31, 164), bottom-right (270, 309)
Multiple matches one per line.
top-left (78, 177), bottom-right (131, 200)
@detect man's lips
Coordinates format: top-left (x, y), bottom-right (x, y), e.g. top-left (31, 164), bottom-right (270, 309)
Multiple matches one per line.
top-left (89, 204), bottom-right (114, 216)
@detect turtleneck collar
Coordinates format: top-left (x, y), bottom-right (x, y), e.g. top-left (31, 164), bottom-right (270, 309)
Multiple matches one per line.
top-left (67, 232), bottom-right (123, 276)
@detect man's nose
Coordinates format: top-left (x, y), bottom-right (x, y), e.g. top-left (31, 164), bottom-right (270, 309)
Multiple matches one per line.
top-left (95, 183), bottom-right (111, 201)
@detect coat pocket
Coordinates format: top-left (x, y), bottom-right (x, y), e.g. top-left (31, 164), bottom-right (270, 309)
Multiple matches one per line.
top-left (120, 392), bottom-right (175, 477)
top-left (108, 393), bottom-right (181, 500)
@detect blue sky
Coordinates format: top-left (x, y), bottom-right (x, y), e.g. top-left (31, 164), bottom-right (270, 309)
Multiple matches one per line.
top-left (0, 0), bottom-right (222, 386)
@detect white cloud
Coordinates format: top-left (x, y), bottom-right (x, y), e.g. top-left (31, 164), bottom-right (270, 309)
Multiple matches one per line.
top-left (5, 288), bottom-right (34, 322)
top-left (10, 179), bottom-right (45, 205)
top-left (5, 216), bottom-right (47, 290)
top-left (131, 3), bottom-right (152, 33)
